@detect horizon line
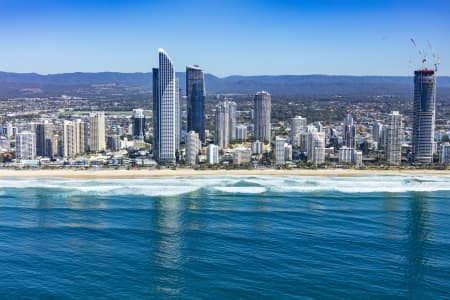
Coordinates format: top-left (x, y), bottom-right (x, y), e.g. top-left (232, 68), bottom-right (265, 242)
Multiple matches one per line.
top-left (1, 70), bottom-right (449, 78)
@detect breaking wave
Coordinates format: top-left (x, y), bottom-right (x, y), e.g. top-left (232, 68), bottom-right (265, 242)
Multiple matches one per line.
top-left (0, 175), bottom-right (449, 197)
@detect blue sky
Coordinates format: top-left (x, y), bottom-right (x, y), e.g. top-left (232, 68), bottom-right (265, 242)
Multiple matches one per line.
top-left (0, 0), bottom-right (449, 76)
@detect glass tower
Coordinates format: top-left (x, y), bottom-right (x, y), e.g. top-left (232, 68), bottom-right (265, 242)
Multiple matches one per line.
top-left (152, 49), bottom-right (177, 165)
top-left (186, 65), bottom-right (206, 142)
top-left (413, 69), bottom-right (436, 163)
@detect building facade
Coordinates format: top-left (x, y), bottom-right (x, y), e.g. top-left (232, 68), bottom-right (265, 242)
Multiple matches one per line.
top-left (385, 111), bottom-right (402, 165)
top-left (153, 49), bottom-right (178, 165)
top-left (214, 99), bottom-right (236, 149)
top-left (186, 65), bottom-right (206, 142)
top-left (63, 119), bottom-right (86, 158)
top-left (89, 112), bottom-right (106, 152)
top-left (15, 131), bottom-right (36, 159)
top-left (254, 91), bottom-right (271, 143)
top-left (412, 69), bottom-right (436, 163)
top-left (185, 131), bottom-right (200, 166)
top-left (132, 109), bottom-right (145, 141)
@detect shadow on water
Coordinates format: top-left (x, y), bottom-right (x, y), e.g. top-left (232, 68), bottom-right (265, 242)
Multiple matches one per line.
top-left (406, 192), bottom-right (430, 299)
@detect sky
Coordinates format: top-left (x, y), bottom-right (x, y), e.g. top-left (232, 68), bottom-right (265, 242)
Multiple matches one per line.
top-left (0, 0), bottom-right (449, 76)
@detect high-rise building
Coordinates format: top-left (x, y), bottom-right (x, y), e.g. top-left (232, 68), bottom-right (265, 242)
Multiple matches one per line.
top-left (251, 140), bottom-right (263, 154)
top-left (35, 120), bottom-right (53, 158)
top-left (107, 134), bottom-right (121, 151)
top-left (343, 113), bottom-right (356, 148)
top-left (153, 48), bottom-right (177, 165)
top-left (307, 129), bottom-right (325, 165)
top-left (413, 69), bottom-right (436, 163)
top-left (185, 131), bottom-right (200, 166)
top-left (385, 111), bottom-right (402, 165)
top-left (132, 109), bottom-right (145, 141)
top-left (186, 65), bottom-right (206, 142)
top-left (63, 119), bottom-right (86, 158)
top-left (254, 91), bottom-right (271, 143)
top-left (214, 99), bottom-right (237, 149)
top-left (275, 136), bottom-right (288, 165)
top-left (290, 116), bottom-right (307, 146)
top-left (235, 125), bottom-right (248, 141)
top-left (207, 144), bottom-right (219, 165)
top-left (15, 131), bottom-right (36, 159)
top-left (440, 142), bottom-right (450, 164)
top-left (89, 112), bottom-right (106, 152)
top-left (372, 122), bottom-right (383, 148)
top-left (338, 146), bottom-right (362, 166)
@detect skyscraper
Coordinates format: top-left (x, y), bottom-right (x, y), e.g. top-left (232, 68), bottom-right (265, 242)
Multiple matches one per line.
top-left (343, 113), bottom-right (356, 148)
top-left (412, 69), bottom-right (436, 163)
top-left (153, 48), bottom-right (177, 165)
top-left (63, 119), bottom-right (86, 158)
top-left (207, 144), bottom-right (219, 165)
top-left (385, 111), bottom-right (402, 165)
top-left (132, 109), bottom-right (146, 141)
top-left (186, 65), bottom-right (206, 142)
top-left (89, 112), bottom-right (106, 152)
top-left (214, 99), bottom-right (237, 149)
top-left (290, 116), bottom-right (307, 146)
top-left (15, 131), bottom-right (36, 159)
top-left (185, 131), bottom-right (200, 166)
top-left (306, 128), bottom-right (325, 166)
top-left (35, 120), bottom-right (53, 158)
top-left (254, 91), bottom-right (271, 143)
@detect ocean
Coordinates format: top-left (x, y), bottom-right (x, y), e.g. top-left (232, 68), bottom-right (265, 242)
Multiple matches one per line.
top-left (0, 175), bottom-right (449, 299)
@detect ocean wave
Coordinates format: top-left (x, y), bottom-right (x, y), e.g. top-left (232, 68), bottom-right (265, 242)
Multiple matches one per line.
top-left (0, 175), bottom-right (449, 196)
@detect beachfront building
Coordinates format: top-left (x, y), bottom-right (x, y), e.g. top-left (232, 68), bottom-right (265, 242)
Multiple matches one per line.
top-left (132, 109), bottom-right (145, 141)
top-left (251, 140), bottom-right (263, 154)
top-left (372, 122), bottom-right (383, 149)
top-left (153, 49), bottom-right (178, 165)
top-left (15, 131), bottom-right (36, 159)
top-left (290, 116), bottom-right (307, 146)
top-left (338, 146), bottom-right (362, 166)
top-left (207, 144), bottom-right (219, 165)
top-left (185, 131), bottom-right (200, 166)
top-left (440, 142), bottom-right (450, 164)
top-left (385, 111), bottom-right (403, 165)
top-left (254, 91), bottom-right (271, 143)
top-left (63, 119), bottom-right (87, 158)
top-left (186, 65), bottom-right (206, 142)
top-left (233, 147), bottom-right (252, 165)
top-left (307, 127), bottom-right (326, 166)
top-left (235, 125), bottom-right (248, 141)
top-left (275, 136), bottom-right (292, 165)
top-left (35, 120), bottom-right (53, 158)
top-left (215, 99), bottom-right (237, 149)
top-left (89, 112), bottom-right (106, 152)
top-left (412, 69), bottom-right (436, 163)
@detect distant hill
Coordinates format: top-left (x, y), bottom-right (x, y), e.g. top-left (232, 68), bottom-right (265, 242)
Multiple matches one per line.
top-left (1, 71), bottom-right (450, 97)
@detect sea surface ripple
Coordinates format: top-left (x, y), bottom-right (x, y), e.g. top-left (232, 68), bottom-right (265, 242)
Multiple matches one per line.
top-left (0, 175), bottom-right (449, 299)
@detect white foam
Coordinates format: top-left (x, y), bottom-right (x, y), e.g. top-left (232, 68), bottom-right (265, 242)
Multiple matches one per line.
top-left (0, 175), bottom-right (449, 196)
top-left (213, 186), bottom-right (267, 194)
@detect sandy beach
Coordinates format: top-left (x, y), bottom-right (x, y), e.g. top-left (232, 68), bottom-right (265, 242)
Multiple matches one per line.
top-left (0, 168), bottom-right (449, 179)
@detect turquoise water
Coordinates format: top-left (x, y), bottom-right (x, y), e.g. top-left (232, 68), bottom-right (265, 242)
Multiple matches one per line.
top-left (0, 175), bottom-right (449, 299)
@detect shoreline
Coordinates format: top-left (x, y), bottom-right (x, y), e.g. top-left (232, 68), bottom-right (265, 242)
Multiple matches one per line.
top-left (0, 168), bottom-right (449, 179)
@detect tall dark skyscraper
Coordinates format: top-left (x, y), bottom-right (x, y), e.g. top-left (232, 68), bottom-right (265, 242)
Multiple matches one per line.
top-left (152, 48), bottom-right (177, 165)
top-left (412, 69), bottom-right (436, 163)
top-left (186, 65), bottom-right (206, 142)
top-left (35, 120), bottom-right (53, 158)
top-left (132, 109), bottom-right (145, 141)
top-left (254, 91), bottom-right (271, 143)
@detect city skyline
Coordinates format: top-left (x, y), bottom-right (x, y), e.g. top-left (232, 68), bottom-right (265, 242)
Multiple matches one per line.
top-left (0, 0), bottom-right (449, 76)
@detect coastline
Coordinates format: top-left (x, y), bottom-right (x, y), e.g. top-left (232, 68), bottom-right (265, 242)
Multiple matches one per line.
top-left (0, 168), bottom-right (449, 179)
